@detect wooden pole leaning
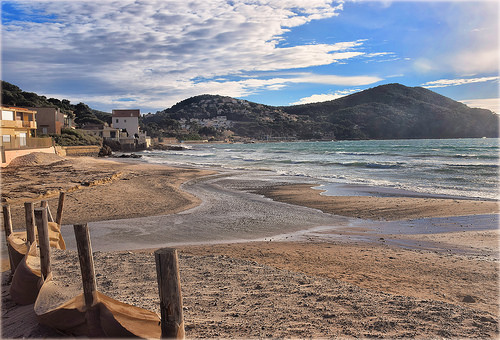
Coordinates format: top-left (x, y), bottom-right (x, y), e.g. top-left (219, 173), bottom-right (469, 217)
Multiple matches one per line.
top-left (34, 207), bottom-right (51, 281)
top-left (2, 203), bottom-right (15, 273)
top-left (40, 201), bottom-right (54, 223)
top-left (155, 248), bottom-right (185, 339)
top-left (24, 202), bottom-right (36, 246)
top-left (55, 192), bottom-right (65, 226)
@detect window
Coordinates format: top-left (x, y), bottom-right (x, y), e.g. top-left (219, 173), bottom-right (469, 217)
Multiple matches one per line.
top-left (124, 119), bottom-right (127, 123)
top-left (19, 133), bottom-right (27, 147)
top-left (2, 135), bottom-right (11, 143)
top-left (1, 110), bottom-right (14, 120)
top-left (42, 127), bottom-right (48, 134)
top-left (116, 119), bottom-right (119, 123)
top-left (16, 112), bottom-right (23, 121)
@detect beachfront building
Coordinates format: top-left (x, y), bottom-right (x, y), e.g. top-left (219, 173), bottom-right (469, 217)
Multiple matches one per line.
top-left (79, 123), bottom-right (123, 141)
top-left (27, 107), bottom-right (67, 135)
top-left (111, 109), bottom-right (151, 150)
top-left (112, 109), bottom-right (140, 137)
top-left (0, 105), bottom-right (54, 165)
top-left (1, 106), bottom-right (38, 148)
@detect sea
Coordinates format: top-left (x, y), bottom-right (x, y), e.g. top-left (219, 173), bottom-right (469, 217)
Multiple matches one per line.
top-left (139, 138), bottom-right (499, 200)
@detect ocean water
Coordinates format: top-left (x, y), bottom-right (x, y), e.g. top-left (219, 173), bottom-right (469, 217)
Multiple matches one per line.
top-left (139, 138), bottom-right (499, 200)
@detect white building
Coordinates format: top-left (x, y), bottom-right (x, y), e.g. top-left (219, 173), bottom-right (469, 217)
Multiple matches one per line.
top-left (112, 109), bottom-right (140, 137)
top-left (111, 109), bottom-right (151, 149)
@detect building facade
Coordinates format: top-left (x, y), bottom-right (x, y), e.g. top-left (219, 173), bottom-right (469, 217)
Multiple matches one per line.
top-left (1, 106), bottom-right (38, 148)
top-left (111, 109), bottom-right (151, 150)
top-left (79, 123), bottom-right (122, 140)
top-left (112, 109), bottom-right (140, 137)
top-left (28, 107), bottom-right (65, 135)
top-left (1, 106), bottom-right (54, 165)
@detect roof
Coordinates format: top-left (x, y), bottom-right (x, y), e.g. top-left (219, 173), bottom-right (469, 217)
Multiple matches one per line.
top-left (112, 109), bottom-right (140, 117)
top-left (1, 105), bottom-right (37, 114)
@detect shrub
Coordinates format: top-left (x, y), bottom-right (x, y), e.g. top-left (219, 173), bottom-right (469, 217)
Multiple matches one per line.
top-left (51, 129), bottom-right (102, 146)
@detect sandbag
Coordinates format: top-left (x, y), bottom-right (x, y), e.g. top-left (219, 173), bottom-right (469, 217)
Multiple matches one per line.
top-left (34, 280), bottom-right (161, 338)
top-left (9, 243), bottom-right (43, 305)
top-left (8, 222), bottom-right (65, 305)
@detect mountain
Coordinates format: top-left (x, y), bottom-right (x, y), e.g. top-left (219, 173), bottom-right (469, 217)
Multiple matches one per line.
top-left (143, 84), bottom-right (499, 140)
top-left (282, 83), bottom-right (498, 139)
top-left (143, 94), bottom-right (308, 139)
top-left (3, 81), bottom-right (497, 140)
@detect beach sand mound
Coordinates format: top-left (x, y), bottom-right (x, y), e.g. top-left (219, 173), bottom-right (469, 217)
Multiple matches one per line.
top-left (8, 152), bottom-right (66, 168)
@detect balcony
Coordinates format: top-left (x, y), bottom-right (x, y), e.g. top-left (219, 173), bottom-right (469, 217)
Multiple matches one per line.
top-left (0, 136), bottom-right (53, 150)
top-left (1, 120), bottom-right (37, 129)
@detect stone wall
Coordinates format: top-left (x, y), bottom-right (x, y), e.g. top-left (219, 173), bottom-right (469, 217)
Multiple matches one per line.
top-left (61, 145), bottom-right (100, 157)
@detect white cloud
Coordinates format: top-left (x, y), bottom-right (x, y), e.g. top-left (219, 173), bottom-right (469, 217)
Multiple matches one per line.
top-left (3, 0), bottom-right (378, 110)
top-left (43, 72), bottom-right (381, 111)
top-left (451, 49), bottom-right (499, 75)
top-left (460, 98), bottom-right (500, 113)
top-left (421, 76), bottom-right (499, 88)
top-left (291, 89), bottom-right (360, 105)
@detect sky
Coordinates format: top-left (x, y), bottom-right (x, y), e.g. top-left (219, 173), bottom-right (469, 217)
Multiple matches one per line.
top-left (1, 0), bottom-right (499, 114)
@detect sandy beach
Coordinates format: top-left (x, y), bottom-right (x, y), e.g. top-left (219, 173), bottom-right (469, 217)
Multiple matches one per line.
top-left (1, 153), bottom-right (499, 338)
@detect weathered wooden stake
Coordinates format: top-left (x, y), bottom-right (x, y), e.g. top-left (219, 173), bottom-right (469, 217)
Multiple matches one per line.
top-left (2, 203), bottom-right (13, 238)
top-left (73, 224), bottom-right (98, 309)
top-left (40, 201), bottom-right (54, 222)
top-left (155, 248), bottom-right (185, 339)
top-left (34, 207), bottom-right (51, 280)
top-left (73, 223), bottom-right (105, 337)
top-left (55, 192), bottom-right (65, 226)
top-left (2, 203), bottom-right (15, 272)
top-left (24, 202), bottom-right (36, 246)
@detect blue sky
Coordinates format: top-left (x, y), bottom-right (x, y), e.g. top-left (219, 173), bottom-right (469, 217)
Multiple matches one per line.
top-left (2, 0), bottom-right (498, 114)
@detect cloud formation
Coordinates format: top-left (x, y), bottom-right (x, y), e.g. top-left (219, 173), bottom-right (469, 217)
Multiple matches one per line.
top-left (2, 0), bottom-right (386, 111)
top-left (421, 76), bottom-right (499, 88)
top-left (460, 98), bottom-right (499, 114)
top-left (291, 89), bottom-right (360, 105)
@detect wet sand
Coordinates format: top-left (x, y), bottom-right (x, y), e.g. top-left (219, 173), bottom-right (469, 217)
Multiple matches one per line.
top-left (1, 154), bottom-right (499, 338)
top-left (252, 183), bottom-right (499, 221)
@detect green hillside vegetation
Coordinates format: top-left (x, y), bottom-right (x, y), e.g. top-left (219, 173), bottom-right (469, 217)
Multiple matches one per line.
top-left (50, 128), bottom-right (102, 146)
top-left (282, 84), bottom-right (498, 139)
top-left (3, 81), bottom-right (498, 141)
top-left (142, 83), bottom-right (498, 140)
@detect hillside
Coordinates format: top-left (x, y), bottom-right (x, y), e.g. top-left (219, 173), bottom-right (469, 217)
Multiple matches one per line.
top-left (282, 84), bottom-right (498, 139)
top-left (2, 81), bottom-right (497, 140)
top-left (143, 84), bottom-right (499, 140)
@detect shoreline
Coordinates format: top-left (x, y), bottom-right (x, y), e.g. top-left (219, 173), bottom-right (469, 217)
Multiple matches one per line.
top-left (1, 153), bottom-right (499, 338)
top-left (3, 153), bottom-right (496, 226)
top-left (252, 183), bottom-right (499, 221)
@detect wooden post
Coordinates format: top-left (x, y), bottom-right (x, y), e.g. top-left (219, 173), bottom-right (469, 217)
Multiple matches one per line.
top-left (2, 203), bottom-right (15, 272)
top-left (55, 192), bottom-right (65, 226)
top-left (40, 201), bottom-right (54, 222)
top-left (24, 202), bottom-right (36, 246)
top-left (73, 223), bottom-right (105, 337)
top-left (2, 203), bottom-right (13, 239)
top-left (34, 207), bottom-right (51, 280)
top-left (155, 248), bottom-right (185, 339)
top-left (73, 224), bottom-right (98, 309)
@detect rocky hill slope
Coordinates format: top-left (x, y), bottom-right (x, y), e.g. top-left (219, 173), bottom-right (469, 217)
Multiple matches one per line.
top-left (143, 83), bottom-right (498, 140)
